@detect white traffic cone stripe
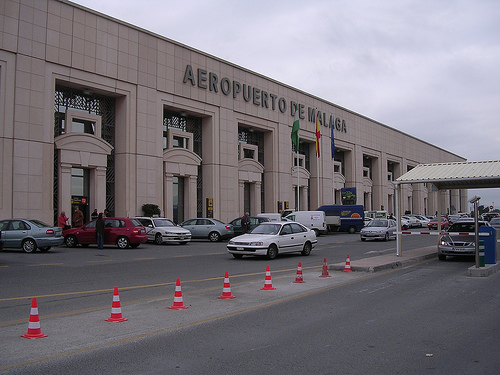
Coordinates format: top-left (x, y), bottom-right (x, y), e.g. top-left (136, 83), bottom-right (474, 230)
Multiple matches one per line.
top-left (31, 308), bottom-right (38, 315)
top-left (28, 322), bottom-right (40, 329)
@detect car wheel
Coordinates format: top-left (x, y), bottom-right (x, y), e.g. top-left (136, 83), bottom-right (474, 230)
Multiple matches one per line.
top-left (232, 254), bottom-right (243, 259)
top-left (301, 241), bottom-right (312, 256)
top-left (266, 244), bottom-right (278, 260)
top-left (384, 232), bottom-right (390, 241)
top-left (22, 239), bottom-right (37, 253)
top-left (208, 231), bottom-right (221, 242)
top-left (347, 226), bottom-right (356, 234)
top-left (438, 253), bottom-right (447, 261)
top-left (39, 246), bottom-right (51, 252)
top-left (65, 235), bottom-right (77, 248)
top-left (116, 236), bottom-right (130, 249)
top-left (154, 233), bottom-right (163, 245)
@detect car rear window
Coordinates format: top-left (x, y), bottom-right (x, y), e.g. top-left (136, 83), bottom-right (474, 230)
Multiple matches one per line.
top-left (130, 219), bottom-right (143, 227)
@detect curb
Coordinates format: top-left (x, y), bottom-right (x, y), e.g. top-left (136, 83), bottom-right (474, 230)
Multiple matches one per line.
top-left (330, 251), bottom-right (437, 273)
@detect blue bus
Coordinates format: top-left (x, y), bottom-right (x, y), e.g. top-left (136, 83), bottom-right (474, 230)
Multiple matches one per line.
top-left (316, 205), bottom-right (365, 233)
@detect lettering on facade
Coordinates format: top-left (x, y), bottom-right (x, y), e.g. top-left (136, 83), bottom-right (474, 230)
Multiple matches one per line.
top-left (183, 65), bottom-right (347, 134)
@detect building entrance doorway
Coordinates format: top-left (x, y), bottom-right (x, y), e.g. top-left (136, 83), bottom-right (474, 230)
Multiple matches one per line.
top-left (71, 168), bottom-right (90, 224)
top-left (173, 176), bottom-right (185, 224)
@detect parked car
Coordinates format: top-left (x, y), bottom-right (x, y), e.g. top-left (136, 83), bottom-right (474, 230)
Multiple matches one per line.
top-left (412, 215), bottom-right (430, 228)
top-left (63, 217), bottom-right (147, 249)
top-left (0, 219), bottom-right (64, 253)
top-left (401, 215), bottom-right (419, 228)
top-left (438, 221), bottom-right (490, 260)
top-left (227, 221), bottom-right (317, 259)
top-left (180, 218), bottom-right (233, 242)
top-left (400, 217), bottom-right (410, 230)
top-left (135, 217), bottom-right (191, 245)
top-left (360, 219), bottom-right (397, 241)
top-left (229, 216), bottom-right (269, 236)
top-left (428, 217), bottom-right (449, 230)
top-left (489, 217), bottom-right (500, 230)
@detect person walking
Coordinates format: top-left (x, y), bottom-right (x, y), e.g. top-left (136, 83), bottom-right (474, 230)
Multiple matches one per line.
top-left (72, 206), bottom-right (84, 228)
top-left (96, 213), bottom-right (105, 249)
top-left (241, 212), bottom-right (250, 234)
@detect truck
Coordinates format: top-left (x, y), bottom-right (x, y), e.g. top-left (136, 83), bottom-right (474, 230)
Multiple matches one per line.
top-left (316, 205), bottom-right (365, 234)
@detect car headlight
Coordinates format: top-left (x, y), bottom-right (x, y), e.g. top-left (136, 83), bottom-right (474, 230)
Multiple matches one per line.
top-left (249, 241), bottom-right (263, 246)
top-left (228, 240), bottom-right (235, 245)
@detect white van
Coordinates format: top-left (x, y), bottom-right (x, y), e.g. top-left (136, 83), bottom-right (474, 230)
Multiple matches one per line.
top-left (257, 213), bottom-right (285, 222)
top-left (285, 211), bottom-right (327, 235)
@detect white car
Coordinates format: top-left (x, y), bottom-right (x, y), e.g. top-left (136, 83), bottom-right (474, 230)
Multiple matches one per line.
top-left (135, 217), bottom-right (191, 245)
top-left (412, 215), bottom-right (430, 228)
top-left (227, 221), bottom-right (317, 260)
top-left (401, 215), bottom-right (419, 228)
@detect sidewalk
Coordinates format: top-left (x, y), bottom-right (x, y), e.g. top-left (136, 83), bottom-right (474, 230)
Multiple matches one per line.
top-left (330, 246), bottom-right (437, 272)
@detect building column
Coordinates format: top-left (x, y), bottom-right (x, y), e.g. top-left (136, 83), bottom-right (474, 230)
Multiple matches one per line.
top-left (186, 175), bottom-right (198, 219)
top-left (164, 173), bottom-right (174, 219)
top-left (301, 186), bottom-right (308, 211)
top-left (239, 180), bottom-right (245, 214)
top-left (58, 163), bottom-right (72, 219)
top-left (252, 181), bottom-right (262, 215)
top-left (94, 166), bottom-right (107, 214)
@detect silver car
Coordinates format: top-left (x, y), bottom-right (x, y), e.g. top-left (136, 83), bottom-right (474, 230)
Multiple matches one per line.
top-left (438, 221), bottom-right (489, 260)
top-left (360, 219), bottom-right (397, 241)
top-left (135, 217), bottom-right (191, 245)
top-left (180, 218), bottom-right (234, 242)
top-left (0, 219), bottom-right (64, 253)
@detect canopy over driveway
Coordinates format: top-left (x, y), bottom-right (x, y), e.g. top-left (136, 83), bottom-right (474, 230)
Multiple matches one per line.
top-left (393, 160), bottom-right (500, 256)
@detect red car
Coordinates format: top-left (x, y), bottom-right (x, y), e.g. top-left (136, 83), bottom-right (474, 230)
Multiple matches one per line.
top-left (427, 217), bottom-right (449, 230)
top-left (63, 217), bottom-right (147, 249)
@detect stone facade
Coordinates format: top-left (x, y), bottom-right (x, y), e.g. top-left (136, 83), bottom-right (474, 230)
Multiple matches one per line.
top-left (0, 0), bottom-right (467, 226)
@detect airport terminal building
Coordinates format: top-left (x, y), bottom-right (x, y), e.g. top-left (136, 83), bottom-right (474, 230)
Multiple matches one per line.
top-left (0, 0), bottom-right (468, 226)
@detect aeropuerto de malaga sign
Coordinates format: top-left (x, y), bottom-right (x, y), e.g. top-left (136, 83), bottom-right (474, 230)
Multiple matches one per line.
top-left (183, 65), bottom-right (347, 134)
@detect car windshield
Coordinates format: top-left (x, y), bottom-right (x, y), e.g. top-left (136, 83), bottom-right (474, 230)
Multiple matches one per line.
top-left (153, 219), bottom-right (175, 227)
top-left (368, 220), bottom-right (388, 227)
top-left (26, 219), bottom-right (51, 228)
top-left (448, 222), bottom-right (487, 232)
top-left (250, 224), bottom-right (281, 235)
top-left (490, 218), bottom-right (500, 225)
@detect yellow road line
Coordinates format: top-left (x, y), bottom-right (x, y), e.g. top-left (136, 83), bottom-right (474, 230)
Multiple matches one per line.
top-left (28, 263), bottom-right (64, 267)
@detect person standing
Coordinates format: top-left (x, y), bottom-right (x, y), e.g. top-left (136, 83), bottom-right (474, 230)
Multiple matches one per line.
top-left (91, 208), bottom-right (98, 220)
top-left (72, 206), bottom-right (84, 228)
top-left (58, 211), bottom-right (70, 230)
top-left (96, 213), bottom-right (105, 249)
top-left (241, 212), bottom-right (250, 234)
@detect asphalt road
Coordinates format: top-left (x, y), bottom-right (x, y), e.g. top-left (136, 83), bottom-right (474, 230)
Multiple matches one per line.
top-left (5, 231), bottom-right (496, 374)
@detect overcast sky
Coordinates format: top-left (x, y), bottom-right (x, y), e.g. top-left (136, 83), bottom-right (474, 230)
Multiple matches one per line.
top-left (74, 0), bottom-right (500, 209)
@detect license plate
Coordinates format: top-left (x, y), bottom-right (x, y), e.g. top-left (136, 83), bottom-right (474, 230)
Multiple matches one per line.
top-left (237, 247), bottom-right (244, 250)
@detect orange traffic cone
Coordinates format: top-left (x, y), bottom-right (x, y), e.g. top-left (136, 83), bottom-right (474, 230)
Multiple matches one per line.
top-left (319, 258), bottom-right (331, 277)
top-left (169, 278), bottom-right (189, 309)
top-left (261, 265), bottom-right (276, 290)
top-left (293, 262), bottom-right (305, 283)
top-left (343, 255), bottom-right (353, 273)
top-left (21, 298), bottom-right (47, 339)
top-left (105, 286), bottom-right (128, 322)
top-left (218, 271), bottom-right (236, 299)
